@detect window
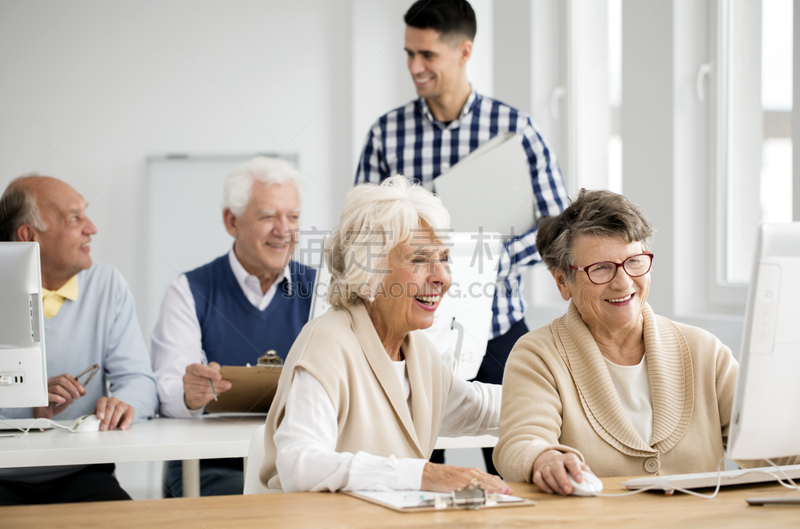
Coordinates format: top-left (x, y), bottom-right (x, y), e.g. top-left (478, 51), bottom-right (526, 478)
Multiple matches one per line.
top-left (608, 0), bottom-right (623, 194)
top-left (526, 0), bottom-right (624, 327)
top-left (719, 0), bottom-right (793, 285)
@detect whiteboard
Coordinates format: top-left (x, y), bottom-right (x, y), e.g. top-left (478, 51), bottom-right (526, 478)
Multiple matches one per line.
top-left (144, 154), bottom-right (296, 346)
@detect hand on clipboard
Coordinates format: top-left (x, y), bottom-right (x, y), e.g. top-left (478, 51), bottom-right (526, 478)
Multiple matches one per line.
top-left (204, 351), bottom-right (283, 414)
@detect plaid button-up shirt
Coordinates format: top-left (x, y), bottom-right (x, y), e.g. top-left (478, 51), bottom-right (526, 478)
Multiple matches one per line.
top-left (355, 90), bottom-right (568, 339)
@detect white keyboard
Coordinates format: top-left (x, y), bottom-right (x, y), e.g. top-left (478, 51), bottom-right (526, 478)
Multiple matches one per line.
top-left (623, 464), bottom-right (800, 492)
top-left (0, 418), bottom-right (56, 431)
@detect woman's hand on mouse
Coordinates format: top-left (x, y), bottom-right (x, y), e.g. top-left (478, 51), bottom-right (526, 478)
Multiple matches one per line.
top-left (533, 450), bottom-right (591, 495)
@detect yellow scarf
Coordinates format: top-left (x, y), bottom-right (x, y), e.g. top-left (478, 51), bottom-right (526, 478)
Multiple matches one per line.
top-left (41, 275), bottom-right (79, 319)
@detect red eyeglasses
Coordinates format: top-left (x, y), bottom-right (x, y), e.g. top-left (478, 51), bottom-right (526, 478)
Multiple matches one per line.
top-left (569, 253), bottom-right (654, 285)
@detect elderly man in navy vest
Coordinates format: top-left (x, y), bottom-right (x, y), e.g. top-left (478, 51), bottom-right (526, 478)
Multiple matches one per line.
top-left (151, 156), bottom-right (315, 497)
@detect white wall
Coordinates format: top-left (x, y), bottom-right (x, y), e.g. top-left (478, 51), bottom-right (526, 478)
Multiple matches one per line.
top-left (0, 0), bottom-right (500, 341)
top-left (0, 0), bottom-right (362, 333)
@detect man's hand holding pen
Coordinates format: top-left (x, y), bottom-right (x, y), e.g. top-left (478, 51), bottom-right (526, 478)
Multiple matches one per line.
top-left (183, 362), bottom-right (232, 410)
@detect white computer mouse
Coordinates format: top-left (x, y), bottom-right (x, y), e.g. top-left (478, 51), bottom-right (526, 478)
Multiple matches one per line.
top-left (70, 413), bottom-right (102, 433)
top-left (567, 472), bottom-right (603, 497)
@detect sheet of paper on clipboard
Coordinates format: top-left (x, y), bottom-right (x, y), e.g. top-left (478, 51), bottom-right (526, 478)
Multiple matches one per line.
top-left (345, 490), bottom-right (534, 512)
top-left (204, 351), bottom-right (283, 414)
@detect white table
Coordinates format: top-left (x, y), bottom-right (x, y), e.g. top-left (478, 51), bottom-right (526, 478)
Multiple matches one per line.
top-left (0, 416), bottom-right (496, 497)
top-left (0, 416), bottom-right (263, 469)
top-left (436, 434), bottom-right (497, 450)
top-left (0, 416), bottom-right (264, 497)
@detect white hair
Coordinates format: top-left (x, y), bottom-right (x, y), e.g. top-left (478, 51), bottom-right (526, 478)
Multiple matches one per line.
top-left (221, 156), bottom-right (303, 215)
top-left (326, 175), bottom-right (451, 308)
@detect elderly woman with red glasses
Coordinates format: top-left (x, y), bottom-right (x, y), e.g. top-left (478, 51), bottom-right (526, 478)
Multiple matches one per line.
top-left (494, 189), bottom-right (796, 495)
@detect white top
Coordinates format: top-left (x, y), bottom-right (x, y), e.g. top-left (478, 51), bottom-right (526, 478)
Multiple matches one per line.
top-left (273, 364), bottom-right (501, 492)
top-left (151, 248), bottom-right (292, 418)
top-left (603, 355), bottom-right (654, 445)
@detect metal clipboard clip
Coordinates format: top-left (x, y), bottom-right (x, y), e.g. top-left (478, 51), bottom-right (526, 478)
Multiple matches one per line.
top-left (256, 350), bottom-right (283, 368)
top-left (420, 480), bottom-right (499, 510)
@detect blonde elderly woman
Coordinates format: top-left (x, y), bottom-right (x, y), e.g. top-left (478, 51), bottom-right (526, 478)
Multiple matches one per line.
top-left (260, 175), bottom-right (511, 494)
top-left (494, 189), bottom-right (798, 496)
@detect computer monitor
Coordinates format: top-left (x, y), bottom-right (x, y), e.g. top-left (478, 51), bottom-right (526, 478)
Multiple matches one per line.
top-left (728, 222), bottom-right (800, 461)
top-left (0, 242), bottom-right (48, 408)
top-left (308, 232), bottom-right (502, 380)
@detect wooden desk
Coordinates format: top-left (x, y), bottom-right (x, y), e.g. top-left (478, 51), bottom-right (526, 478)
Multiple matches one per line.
top-left (1, 478), bottom-right (797, 528)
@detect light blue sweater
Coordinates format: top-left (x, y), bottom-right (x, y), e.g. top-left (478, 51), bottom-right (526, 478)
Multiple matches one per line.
top-left (0, 262), bottom-right (158, 483)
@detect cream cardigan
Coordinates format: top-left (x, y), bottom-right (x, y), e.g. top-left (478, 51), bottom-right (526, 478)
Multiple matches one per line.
top-left (260, 300), bottom-right (453, 490)
top-left (495, 302), bottom-right (796, 481)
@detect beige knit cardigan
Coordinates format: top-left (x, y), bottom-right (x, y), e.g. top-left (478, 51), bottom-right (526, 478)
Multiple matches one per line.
top-left (494, 302), bottom-right (796, 481)
top-left (260, 300), bottom-right (453, 490)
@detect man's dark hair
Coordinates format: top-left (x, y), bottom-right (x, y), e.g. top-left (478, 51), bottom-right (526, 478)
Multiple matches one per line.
top-left (404, 0), bottom-right (477, 42)
top-left (0, 177), bottom-right (47, 242)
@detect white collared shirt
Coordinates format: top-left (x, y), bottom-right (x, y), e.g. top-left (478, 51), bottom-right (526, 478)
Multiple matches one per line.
top-left (227, 248), bottom-right (292, 310)
top-left (151, 248), bottom-right (291, 418)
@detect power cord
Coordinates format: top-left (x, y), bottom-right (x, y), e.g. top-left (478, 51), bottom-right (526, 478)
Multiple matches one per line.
top-left (593, 456), bottom-right (799, 499)
top-left (0, 418), bottom-right (78, 435)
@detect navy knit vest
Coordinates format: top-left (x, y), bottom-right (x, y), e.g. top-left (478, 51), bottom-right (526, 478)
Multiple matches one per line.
top-left (185, 254), bottom-right (315, 365)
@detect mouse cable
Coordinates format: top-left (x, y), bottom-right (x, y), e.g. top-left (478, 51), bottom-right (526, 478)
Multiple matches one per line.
top-left (0, 418), bottom-right (78, 435)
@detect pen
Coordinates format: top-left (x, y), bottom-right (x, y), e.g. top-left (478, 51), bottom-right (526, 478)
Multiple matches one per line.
top-left (202, 357), bottom-right (218, 402)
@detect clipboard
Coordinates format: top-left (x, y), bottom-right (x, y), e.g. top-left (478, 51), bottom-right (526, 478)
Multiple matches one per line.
top-left (345, 489), bottom-right (535, 513)
top-left (205, 351), bottom-right (283, 414)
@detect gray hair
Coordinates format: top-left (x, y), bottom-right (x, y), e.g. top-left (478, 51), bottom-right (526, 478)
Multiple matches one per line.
top-left (221, 156), bottom-right (303, 216)
top-left (536, 188), bottom-right (654, 279)
top-left (326, 175), bottom-right (450, 308)
top-left (0, 175), bottom-right (48, 242)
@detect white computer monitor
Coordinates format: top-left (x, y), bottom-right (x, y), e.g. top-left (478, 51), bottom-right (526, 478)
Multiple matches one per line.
top-left (0, 242), bottom-right (48, 408)
top-left (728, 222), bottom-right (800, 461)
top-left (309, 232), bottom-right (502, 380)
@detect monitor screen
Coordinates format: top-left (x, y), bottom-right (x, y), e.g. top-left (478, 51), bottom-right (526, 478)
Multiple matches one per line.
top-left (0, 242), bottom-right (48, 408)
top-left (309, 232), bottom-right (502, 380)
top-left (728, 223), bottom-right (800, 460)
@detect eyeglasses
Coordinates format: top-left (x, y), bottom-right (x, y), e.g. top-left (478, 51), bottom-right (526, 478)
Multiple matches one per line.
top-left (569, 253), bottom-right (654, 285)
top-left (74, 364), bottom-right (100, 387)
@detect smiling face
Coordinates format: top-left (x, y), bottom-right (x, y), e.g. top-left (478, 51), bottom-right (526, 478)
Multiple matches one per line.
top-left (368, 227), bottom-right (452, 342)
top-left (553, 234), bottom-right (651, 339)
top-left (404, 26), bottom-right (471, 102)
top-left (224, 181), bottom-right (300, 282)
top-left (26, 178), bottom-right (97, 290)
